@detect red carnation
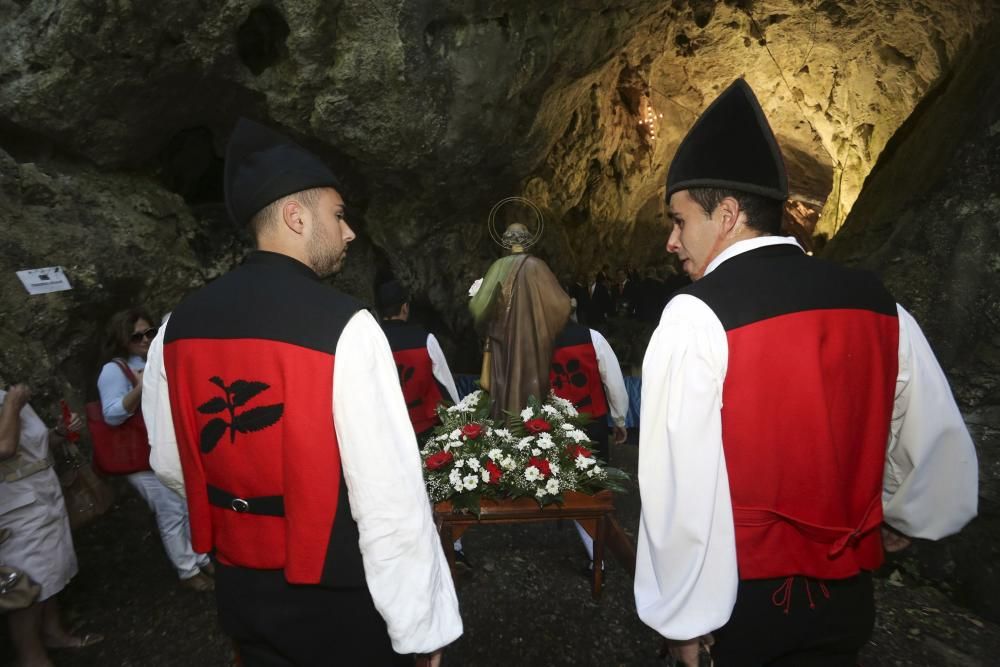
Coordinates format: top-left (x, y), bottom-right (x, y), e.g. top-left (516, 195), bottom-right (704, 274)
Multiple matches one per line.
top-left (524, 418), bottom-right (552, 434)
top-left (461, 423), bottom-right (483, 440)
top-left (566, 444), bottom-right (593, 459)
top-left (529, 456), bottom-right (552, 479)
top-left (425, 451), bottom-right (454, 471)
top-left (484, 460), bottom-right (502, 485)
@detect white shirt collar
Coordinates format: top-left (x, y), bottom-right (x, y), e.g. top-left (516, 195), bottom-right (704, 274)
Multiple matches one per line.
top-left (703, 235), bottom-right (804, 277)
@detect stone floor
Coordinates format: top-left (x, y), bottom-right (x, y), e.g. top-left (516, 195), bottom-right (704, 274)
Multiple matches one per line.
top-left (2, 441), bottom-right (997, 666)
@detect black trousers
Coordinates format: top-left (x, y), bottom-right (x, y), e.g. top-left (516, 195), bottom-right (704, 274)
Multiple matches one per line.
top-left (711, 572), bottom-right (875, 666)
top-left (585, 417), bottom-right (611, 463)
top-left (215, 563), bottom-right (411, 667)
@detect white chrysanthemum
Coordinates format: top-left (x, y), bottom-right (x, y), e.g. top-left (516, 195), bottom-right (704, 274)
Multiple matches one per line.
top-left (546, 478), bottom-right (560, 494)
top-left (593, 465), bottom-right (603, 474)
top-left (535, 433), bottom-right (554, 450)
top-left (446, 405), bottom-right (459, 414)
top-left (454, 483), bottom-right (465, 491)
top-left (450, 428), bottom-right (462, 439)
top-left (463, 474), bottom-right (479, 490)
top-left (551, 395), bottom-right (578, 416)
top-left (436, 434), bottom-right (449, 441)
top-left (466, 458), bottom-right (480, 471)
top-left (541, 404), bottom-right (559, 417)
top-left (531, 448), bottom-right (541, 456)
top-left (575, 456), bottom-right (596, 470)
top-left (493, 428), bottom-right (512, 441)
top-left (586, 468), bottom-right (597, 478)
top-left (487, 448), bottom-right (502, 461)
top-left (501, 457), bottom-right (516, 470)
top-left (561, 423), bottom-right (575, 431)
top-left (524, 466), bottom-right (541, 482)
top-left (515, 437), bottom-right (533, 450)
top-left (535, 488), bottom-right (547, 498)
top-left (449, 469), bottom-right (462, 484)
top-left (549, 462), bottom-right (560, 476)
top-left (481, 470), bottom-right (491, 483)
top-left (454, 459), bottom-right (464, 469)
top-left (570, 429), bottom-right (589, 443)
top-left (520, 406), bottom-right (534, 421)
top-left (443, 443), bottom-right (451, 452)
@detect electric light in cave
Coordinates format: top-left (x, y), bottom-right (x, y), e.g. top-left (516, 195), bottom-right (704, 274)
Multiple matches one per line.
top-left (639, 96), bottom-right (659, 143)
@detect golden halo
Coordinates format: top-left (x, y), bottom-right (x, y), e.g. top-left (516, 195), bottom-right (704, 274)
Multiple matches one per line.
top-left (488, 197), bottom-right (545, 250)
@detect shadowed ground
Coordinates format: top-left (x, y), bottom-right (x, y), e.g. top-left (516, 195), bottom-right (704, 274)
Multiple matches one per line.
top-left (2, 441), bottom-right (997, 666)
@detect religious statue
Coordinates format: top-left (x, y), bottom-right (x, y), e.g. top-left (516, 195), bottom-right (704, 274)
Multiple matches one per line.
top-left (469, 199), bottom-right (571, 418)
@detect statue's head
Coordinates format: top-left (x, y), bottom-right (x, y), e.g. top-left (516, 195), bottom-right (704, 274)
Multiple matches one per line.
top-left (502, 223), bottom-right (532, 253)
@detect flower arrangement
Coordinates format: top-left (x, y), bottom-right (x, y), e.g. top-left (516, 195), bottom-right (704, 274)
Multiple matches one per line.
top-left (422, 390), bottom-right (629, 514)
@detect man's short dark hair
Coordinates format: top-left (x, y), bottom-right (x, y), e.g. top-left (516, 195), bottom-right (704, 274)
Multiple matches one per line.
top-left (379, 301), bottom-right (406, 319)
top-left (249, 188), bottom-right (324, 239)
top-left (687, 188), bottom-right (785, 235)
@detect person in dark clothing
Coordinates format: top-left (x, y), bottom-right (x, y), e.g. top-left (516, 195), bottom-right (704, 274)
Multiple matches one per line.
top-left (375, 280), bottom-right (460, 444)
top-left (588, 273), bottom-right (614, 326)
top-left (613, 268), bottom-right (638, 318)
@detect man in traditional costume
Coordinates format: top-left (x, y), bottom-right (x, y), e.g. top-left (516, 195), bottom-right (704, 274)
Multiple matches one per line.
top-left (469, 222), bottom-right (571, 418)
top-left (376, 280), bottom-right (460, 442)
top-left (142, 119), bottom-right (461, 666)
top-left (634, 79), bottom-right (978, 666)
top-left (549, 321), bottom-right (629, 461)
top-left (549, 319), bottom-right (629, 571)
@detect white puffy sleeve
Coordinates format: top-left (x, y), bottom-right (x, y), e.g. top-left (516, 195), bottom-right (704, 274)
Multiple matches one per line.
top-left (634, 294), bottom-right (737, 640)
top-left (882, 304), bottom-right (978, 538)
top-left (334, 311), bottom-right (463, 654)
top-left (427, 333), bottom-right (461, 404)
top-left (590, 328), bottom-right (629, 427)
top-left (142, 319), bottom-right (187, 497)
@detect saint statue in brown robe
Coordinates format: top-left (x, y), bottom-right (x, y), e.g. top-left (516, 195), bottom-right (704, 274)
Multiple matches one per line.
top-left (469, 223), bottom-right (571, 418)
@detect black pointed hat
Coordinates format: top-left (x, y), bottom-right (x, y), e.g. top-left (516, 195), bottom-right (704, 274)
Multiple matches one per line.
top-left (224, 118), bottom-right (343, 226)
top-left (666, 79), bottom-right (788, 201)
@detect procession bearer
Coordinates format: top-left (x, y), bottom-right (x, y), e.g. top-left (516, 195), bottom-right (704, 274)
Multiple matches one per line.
top-left (142, 118), bottom-right (461, 666)
top-left (376, 279), bottom-right (460, 442)
top-left (634, 79), bottom-right (978, 666)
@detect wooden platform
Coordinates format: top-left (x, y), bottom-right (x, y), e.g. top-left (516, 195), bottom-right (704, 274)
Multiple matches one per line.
top-left (434, 490), bottom-right (619, 599)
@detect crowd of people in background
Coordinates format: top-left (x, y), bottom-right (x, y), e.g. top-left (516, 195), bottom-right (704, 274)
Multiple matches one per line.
top-left (565, 263), bottom-right (691, 328)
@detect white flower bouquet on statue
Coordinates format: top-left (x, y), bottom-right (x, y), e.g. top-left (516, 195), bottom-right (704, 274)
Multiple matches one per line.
top-left (423, 390), bottom-right (630, 514)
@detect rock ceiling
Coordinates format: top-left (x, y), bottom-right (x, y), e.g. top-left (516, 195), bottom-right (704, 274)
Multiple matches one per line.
top-left (0, 0), bottom-right (996, 380)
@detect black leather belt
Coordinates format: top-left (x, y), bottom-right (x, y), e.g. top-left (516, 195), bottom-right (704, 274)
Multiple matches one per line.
top-left (207, 485), bottom-right (285, 517)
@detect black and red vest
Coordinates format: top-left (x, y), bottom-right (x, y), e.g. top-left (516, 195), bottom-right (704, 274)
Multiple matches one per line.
top-left (550, 322), bottom-right (609, 419)
top-left (680, 244), bottom-right (899, 580)
top-left (380, 320), bottom-right (443, 434)
top-left (163, 251), bottom-right (365, 586)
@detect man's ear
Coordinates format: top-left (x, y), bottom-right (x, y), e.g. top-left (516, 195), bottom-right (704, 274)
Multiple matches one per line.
top-left (717, 197), bottom-right (742, 234)
top-left (281, 199), bottom-right (307, 235)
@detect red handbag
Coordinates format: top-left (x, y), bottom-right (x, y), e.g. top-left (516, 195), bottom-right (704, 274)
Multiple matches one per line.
top-left (87, 359), bottom-right (152, 475)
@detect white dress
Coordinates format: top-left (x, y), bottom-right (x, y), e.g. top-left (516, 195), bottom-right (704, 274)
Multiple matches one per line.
top-left (0, 390), bottom-right (79, 601)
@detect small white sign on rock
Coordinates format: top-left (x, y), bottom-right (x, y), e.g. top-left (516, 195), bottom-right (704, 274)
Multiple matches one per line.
top-left (16, 266), bottom-right (73, 295)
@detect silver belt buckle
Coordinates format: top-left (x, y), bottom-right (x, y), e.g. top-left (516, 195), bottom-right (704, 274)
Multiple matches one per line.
top-left (231, 498), bottom-right (250, 513)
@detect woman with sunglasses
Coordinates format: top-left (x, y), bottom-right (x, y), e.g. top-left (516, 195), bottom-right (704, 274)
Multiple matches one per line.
top-left (97, 308), bottom-right (214, 592)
